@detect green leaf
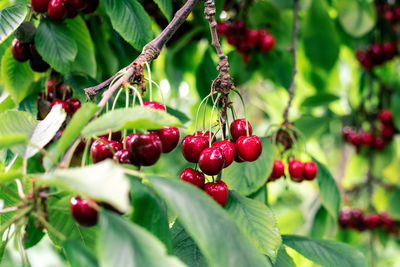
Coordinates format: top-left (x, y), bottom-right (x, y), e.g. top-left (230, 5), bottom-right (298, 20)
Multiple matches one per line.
top-left (388, 187), bottom-right (400, 219)
top-left (97, 211), bottom-right (184, 267)
top-left (23, 217), bottom-right (45, 249)
top-left (0, 95), bottom-right (16, 113)
top-left (0, 4), bottom-right (27, 43)
top-left (81, 107), bottom-right (181, 137)
top-left (225, 191), bottom-right (281, 260)
top-left (148, 176), bottom-right (271, 267)
top-left (222, 138), bottom-right (274, 196)
top-left (0, 171), bottom-right (23, 184)
top-left (64, 240), bottom-right (99, 267)
top-left (35, 18), bottom-right (78, 74)
top-left (301, 93), bottom-right (340, 107)
top-left (66, 16), bottom-right (96, 77)
top-left (153, 0), bottom-right (173, 21)
top-left (282, 235), bottom-right (368, 267)
top-left (273, 246), bottom-right (295, 267)
top-left (303, 0), bottom-right (339, 70)
top-left (40, 160), bottom-right (130, 212)
top-left (247, 1), bottom-right (281, 28)
top-left (336, 0), bottom-right (376, 37)
top-left (166, 106), bottom-right (190, 124)
top-left (295, 115), bottom-right (329, 138)
top-left (195, 49), bottom-right (218, 100)
top-left (1, 47), bottom-right (34, 103)
top-left (391, 91), bottom-right (400, 130)
top-left (103, 0), bottom-right (152, 50)
top-left (0, 133), bottom-right (27, 150)
top-left (314, 158), bottom-right (340, 220)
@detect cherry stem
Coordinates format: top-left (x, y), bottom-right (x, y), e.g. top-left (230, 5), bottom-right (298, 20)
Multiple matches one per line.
top-left (209, 93), bottom-right (221, 146)
top-left (232, 89), bottom-right (250, 136)
top-left (32, 212), bottom-right (66, 241)
top-left (123, 88), bottom-right (129, 150)
top-left (144, 62), bottom-right (153, 101)
top-left (195, 92), bottom-right (217, 135)
top-left (128, 85), bottom-right (143, 106)
top-left (81, 137), bottom-right (91, 167)
top-left (111, 87), bottom-right (124, 111)
top-left (145, 78), bottom-right (166, 108)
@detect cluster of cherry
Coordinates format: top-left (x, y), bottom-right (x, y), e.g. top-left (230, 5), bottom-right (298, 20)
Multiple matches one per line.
top-left (268, 159), bottom-right (318, 183)
top-left (217, 20), bottom-right (275, 62)
top-left (31, 0), bottom-right (98, 21)
top-left (179, 119), bottom-right (262, 206)
top-left (356, 42), bottom-right (398, 70)
top-left (377, 2), bottom-right (400, 29)
top-left (339, 207), bottom-right (398, 235)
top-left (342, 109), bottom-right (396, 150)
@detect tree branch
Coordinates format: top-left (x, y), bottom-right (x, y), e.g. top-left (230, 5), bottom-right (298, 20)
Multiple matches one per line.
top-left (283, 0), bottom-right (299, 125)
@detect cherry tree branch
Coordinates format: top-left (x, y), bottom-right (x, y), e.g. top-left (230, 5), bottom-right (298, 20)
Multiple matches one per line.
top-left (283, 0), bottom-right (299, 125)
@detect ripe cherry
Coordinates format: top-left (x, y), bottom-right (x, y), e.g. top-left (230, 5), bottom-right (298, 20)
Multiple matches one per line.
top-left (382, 42), bottom-right (397, 60)
top-left (373, 137), bottom-right (385, 150)
top-left (245, 29), bottom-right (260, 48)
top-left (338, 208), bottom-right (352, 228)
top-left (196, 131), bottom-right (216, 144)
top-left (66, 0), bottom-right (86, 10)
top-left (288, 159), bottom-right (304, 181)
top-left (363, 213), bottom-right (381, 230)
top-left (82, 0), bottom-right (99, 13)
top-left (269, 160), bottom-right (285, 181)
top-left (230, 119), bottom-right (252, 142)
top-left (381, 125), bottom-right (394, 140)
top-left (368, 43), bottom-right (383, 64)
top-left (199, 147), bottom-right (225, 176)
top-left (179, 168), bottom-right (205, 188)
top-left (181, 134), bottom-right (209, 163)
top-left (129, 133), bottom-right (162, 166)
top-left (113, 149), bottom-right (133, 164)
top-left (380, 212), bottom-right (395, 229)
top-left (231, 20), bottom-right (246, 35)
top-left (347, 131), bottom-right (361, 147)
top-left (356, 49), bottom-right (373, 70)
top-left (360, 131), bottom-right (374, 147)
top-left (259, 31), bottom-right (275, 52)
top-left (48, 0), bottom-right (68, 21)
top-left (121, 133), bottom-right (136, 147)
top-left (70, 196), bottom-right (98, 227)
top-left (379, 109), bottom-right (393, 125)
top-left (66, 98), bottom-right (81, 113)
top-left (350, 209), bottom-right (365, 231)
top-left (235, 135), bottom-right (262, 162)
top-left (152, 127), bottom-right (180, 153)
top-left (143, 101), bottom-right (166, 111)
top-left (303, 161), bottom-right (318, 181)
top-left (342, 126), bottom-right (354, 140)
top-left (227, 34), bottom-right (237, 46)
top-left (11, 39), bottom-right (30, 62)
top-left (212, 140), bottom-right (235, 168)
top-left (203, 180), bottom-right (229, 207)
top-left (216, 21), bottom-right (229, 36)
top-left (90, 137), bottom-right (122, 163)
top-left (29, 44), bottom-right (49, 72)
top-left (31, 0), bottom-right (51, 13)
top-left (51, 99), bottom-right (71, 113)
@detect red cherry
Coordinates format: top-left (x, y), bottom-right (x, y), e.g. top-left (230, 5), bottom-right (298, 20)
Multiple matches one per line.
top-left (196, 131), bottom-right (216, 144)
top-left (245, 29), bottom-right (260, 48)
top-left (90, 137), bottom-right (122, 163)
top-left (181, 135), bottom-right (209, 163)
top-left (269, 160), bottom-right (285, 180)
top-left (382, 42), bottom-right (397, 60)
top-left (342, 126), bottom-right (354, 140)
top-left (231, 20), bottom-right (246, 35)
top-left (51, 99), bottom-right (71, 113)
top-left (31, 0), bottom-right (51, 13)
top-left (152, 127), bottom-right (180, 153)
top-left (234, 150), bottom-right (245, 163)
top-left (259, 33), bottom-right (275, 52)
top-left (70, 196), bottom-right (98, 227)
top-left (368, 43), bottom-right (383, 65)
top-left (230, 119), bottom-right (252, 142)
top-left (356, 49), bottom-right (373, 70)
top-left (303, 161), bottom-right (318, 181)
top-left (236, 38), bottom-right (248, 54)
top-left (212, 140), bottom-right (235, 168)
top-left (113, 149), bottom-right (133, 164)
top-left (121, 133), bottom-right (137, 147)
top-left (48, 0), bottom-right (67, 21)
top-left (66, 4), bottom-right (78, 18)
top-left (379, 109), bottom-right (393, 125)
top-left (46, 78), bottom-right (58, 94)
top-left (198, 147), bottom-right (225, 176)
top-left (350, 209), bottom-right (365, 231)
top-left (12, 39), bottom-right (30, 62)
top-left (143, 101), bottom-right (166, 111)
top-left (395, 8), bottom-right (400, 20)
top-left (288, 159), bottom-right (304, 181)
top-left (82, 0), bottom-right (99, 13)
top-left (235, 135), bottom-right (262, 162)
top-left (381, 125), bottom-right (394, 140)
top-left (380, 212), bottom-right (395, 229)
top-left (363, 213), bottom-right (381, 230)
top-left (179, 168), bottom-right (205, 188)
top-left (66, 0), bottom-right (86, 10)
top-left (338, 208), bottom-right (352, 228)
top-left (347, 132), bottom-right (361, 147)
top-left (227, 34), bottom-right (237, 46)
top-left (216, 21), bottom-right (229, 36)
top-left (384, 10), bottom-right (395, 22)
top-left (29, 44), bottom-right (49, 72)
top-left (373, 137), bottom-right (385, 150)
top-left (66, 98), bottom-right (81, 113)
top-left (203, 180), bottom-right (229, 207)
top-left (57, 83), bottom-right (72, 99)
top-left (360, 131), bottom-right (374, 147)
top-left (129, 133), bottom-right (162, 166)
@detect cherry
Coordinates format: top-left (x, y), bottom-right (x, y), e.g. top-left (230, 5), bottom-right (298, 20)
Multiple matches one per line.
top-left (269, 160), bottom-right (285, 180)
top-left (303, 161), bottom-right (317, 181)
top-left (198, 147), bottom-right (225, 176)
top-left (230, 119), bottom-right (252, 142)
top-left (363, 213), bottom-right (381, 230)
top-left (82, 0), bottom-right (99, 13)
top-left (31, 0), bottom-right (51, 13)
top-left (360, 131), bottom-right (374, 147)
top-left (143, 101), bottom-right (166, 111)
top-left (347, 131), bottom-right (361, 147)
top-left (382, 42), bottom-right (397, 59)
top-left (384, 10), bottom-right (395, 22)
top-left (129, 133), bottom-right (162, 166)
top-left (212, 140), bottom-right (235, 168)
top-left (29, 44), bottom-right (49, 72)
top-left (99, 131), bottom-right (122, 142)
top-left (181, 134), bottom-right (209, 163)
top-left (235, 135), bottom-right (262, 162)
top-left (66, 0), bottom-right (86, 10)
top-left (379, 109), bottom-right (393, 125)
top-left (48, 0), bottom-right (68, 21)
top-left (288, 159), bottom-right (304, 181)
top-left (51, 99), bottom-right (71, 113)
top-left (231, 20), bottom-right (246, 35)
top-left (57, 83), bottom-right (72, 99)
top-left (121, 133), bottom-right (136, 147)
top-left (46, 78), bottom-right (59, 94)
top-left (236, 38), bottom-right (248, 54)
top-left (373, 137), bottom-right (385, 150)
top-left (227, 34), bottom-right (237, 46)
top-left (70, 196), bottom-right (98, 227)
top-left (179, 168), bottom-right (205, 188)
top-left (152, 127), bottom-right (180, 153)
top-left (216, 21), bottom-right (229, 36)
top-left (368, 43), bottom-right (383, 64)
top-left (66, 98), bottom-right (81, 113)
top-left (350, 209), bottom-right (365, 231)
top-left (381, 125), bottom-right (394, 140)
top-left (203, 180), bottom-right (229, 207)
top-left (66, 4), bottom-right (78, 18)
top-left (342, 126), bottom-right (354, 140)
top-left (258, 30), bottom-right (275, 52)
top-left (380, 212), bottom-right (395, 229)
top-left (356, 49), bottom-right (373, 70)
top-left (90, 137), bottom-right (122, 163)
top-left (113, 149), bottom-right (133, 164)
top-left (11, 39), bottom-right (30, 62)
top-left (338, 208), bottom-right (352, 228)
top-left (196, 131), bottom-right (216, 143)
top-left (245, 29), bottom-right (260, 48)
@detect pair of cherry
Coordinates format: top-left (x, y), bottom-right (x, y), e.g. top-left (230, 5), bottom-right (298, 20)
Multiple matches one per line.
top-left (356, 42), bottom-right (398, 70)
top-left (12, 38), bottom-right (49, 72)
top-left (31, 0), bottom-right (98, 21)
top-left (268, 159), bottom-right (317, 183)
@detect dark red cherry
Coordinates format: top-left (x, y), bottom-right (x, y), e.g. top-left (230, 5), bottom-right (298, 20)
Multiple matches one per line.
top-left (231, 20), bottom-right (246, 34)
top-left (342, 126), bottom-right (354, 140)
top-left (11, 39), bottom-right (30, 62)
top-left (347, 132), bottom-right (361, 147)
top-left (338, 208), bottom-right (352, 228)
top-left (143, 101), bottom-right (165, 111)
top-left (179, 168), bottom-right (205, 188)
top-left (380, 212), bottom-right (395, 229)
top-left (198, 147), bottom-right (225, 176)
top-left (129, 133), bottom-right (162, 166)
top-left (212, 140), bottom-right (235, 168)
top-left (152, 127), bottom-right (180, 153)
top-left (235, 135), bottom-right (262, 162)
top-left (66, 4), bottom-right (78, 18)
top-left (288, 159), bottom-right (304, 182)
top-left (258, 30), bottom-right (275, 52)
top-left (373, 137), bottom-right (385, 150)
top-left (66, 98), bottom-right (81, 113)
top-left (113, 149), bottom-right (133, 164)
top-left (384, 10), bottom-right (395, 22)
top-left (230, 119), bottom-right (252, 142)
top-left (216, 21), bottom-right (229, 36)
top-left (360, 131), bottom-right (374, 147)
top-left (270, 160), bottom-right (285, 180)
top-left (121, 133), bottom-right (136, 147)
top-left (368, 43), bottom-right (383, 64)
top-left (381, 125), bottom-right (394, 140)
top-left (356, 49), bottom-right (373, 70)
top-left (246, 29), bottom-right (260, 48)
top-left (236, 38), bottom-right (248, 54)
top-left (350, 209), bottom-right (365, 231)
top-left (181, 134), bottom-right (209, 163)
top-left (382, 42), bottom-right (397, 60)
top-left (196, 131), bottom-right (216, 144)
top-left (51, 99), bottom-right (71, 113)
top-left (203, 180), bottom-right (229, 207)
top-left (48, 0), bottom-right (67, 21)
top-left (66, 0), bottom-right (86, 10)
top-left (70, 196), bottom-right (98, 227)
top-left (227, 34), bottom-right (237, 46)
top-left (31, 0), bottom-right (51, 13)
top-left (82, 0), bottom-right (99, 13)
top-left (29, 44), bottom-right (49, 72)
top-left (363, 213), bottom-right (381, 230)
top-left (90, 137), bottom-right (122, 163)
top-left (379, 109), bottom-right (393, 125)
top-left (46, 78), bottom-right (58, 94)
top-left (303, 161), bottom-right (317, 181)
